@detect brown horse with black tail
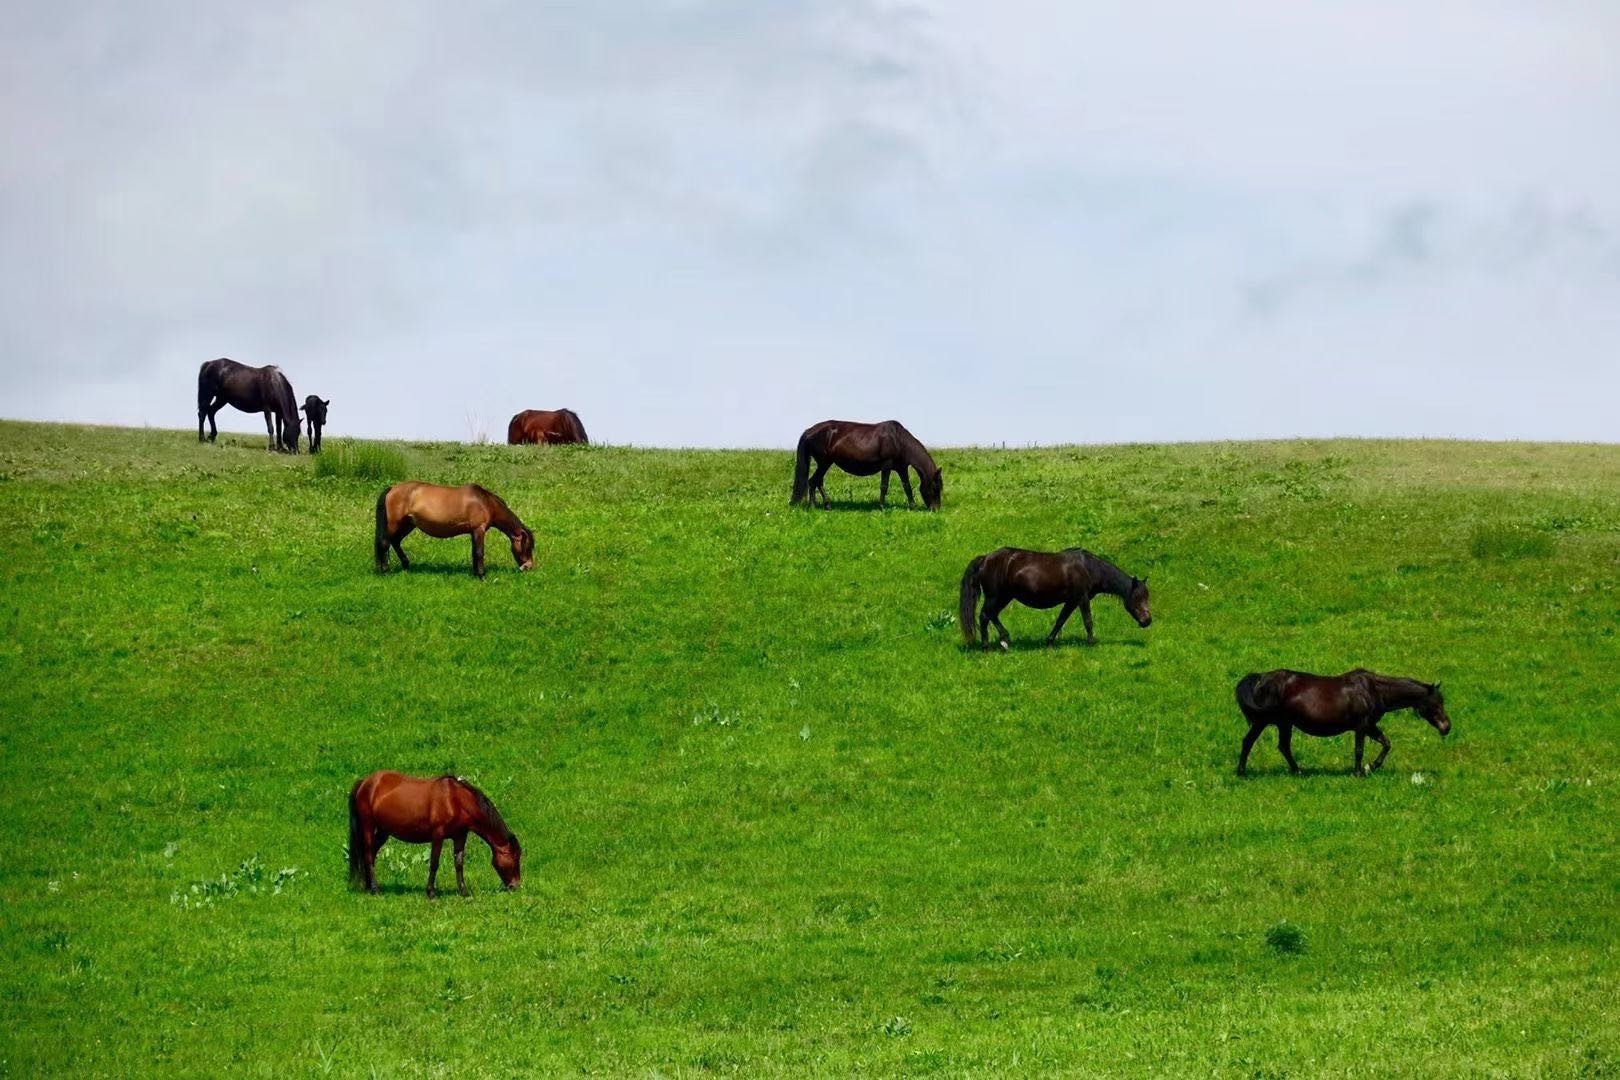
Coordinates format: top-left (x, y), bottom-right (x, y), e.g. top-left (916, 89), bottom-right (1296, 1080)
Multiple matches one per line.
top-left (348, 771), bottom-right (521, 897)
top-left (375, 482), bottom-right (535, 577)
top-left (792, 420), bottom-right (942, 510)
top-left (196, 358), bottom-right (300, 452)
top-left (508, 408), bottom-right (589, 445)
top-left (960, 547), bottom-right (1151, 649)
top-left (1236, 669), bottom-right (1451, 776)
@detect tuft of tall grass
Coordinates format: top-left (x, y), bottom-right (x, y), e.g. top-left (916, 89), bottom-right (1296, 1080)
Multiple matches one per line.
top-left (313, 439), bottom-right (410, 482)
top-left (1469, 523), bottom-right (1554, 560)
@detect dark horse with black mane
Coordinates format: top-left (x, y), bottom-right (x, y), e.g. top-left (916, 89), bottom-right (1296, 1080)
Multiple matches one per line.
top-left (508, 408), bottom-right (589, 445)
top-left (196, 358), bottom-right (300, 452)
top-left (1235, 668), bottom-right (1452, 776)
top-left (792, 419), bottom-right (942, 509)
top-left (348, 771), bottom-right (521, 897)
top-left (300, 395), bottom-right (330, 452)
top-left (960, 547), bottom-right (1151, 649)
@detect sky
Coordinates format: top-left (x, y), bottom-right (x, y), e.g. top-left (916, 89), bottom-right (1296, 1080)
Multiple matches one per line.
top-left (2, 0), bottom-right (1617, 447)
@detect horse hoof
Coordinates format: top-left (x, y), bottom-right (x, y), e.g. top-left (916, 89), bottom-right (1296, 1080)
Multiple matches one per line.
top-left (998, 641), bottom-right (1009, 651)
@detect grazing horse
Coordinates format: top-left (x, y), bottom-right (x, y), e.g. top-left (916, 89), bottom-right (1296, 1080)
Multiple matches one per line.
top-left (375, 482), bottom-right (536, 577)
top-left (1235, 668), bottom-right (1452, 776)
top-left (300, 396), bottom-right (330, 452)
top-left (507, 408), bottom-right (589, 445)
top-left (196, 358), bottom-right (300, 452)
top-left (792, 420), bottom-right (943, 510)
top-left (348, 771), bottom-right (521, 897)
top-left (960, 547), bottom-right (1151, 649)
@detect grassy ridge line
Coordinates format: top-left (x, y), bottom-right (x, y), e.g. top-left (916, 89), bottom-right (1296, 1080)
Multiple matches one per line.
top-left (0, 420), bottom-right (1617, 1075)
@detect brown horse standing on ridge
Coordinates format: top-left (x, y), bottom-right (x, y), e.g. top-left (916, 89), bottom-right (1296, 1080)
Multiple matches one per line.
top-left (196, 358), bottom-right (300, 452)
top-left (508, 409), bottom-right (589, 445)
top-left (960, 547), bottom-right (1151, 649)
top-left (348, 771), bottom-right (521, 897)
top-left (791, 420), bottom-right (942, 509)
top-left (1236, 669), bottom-right (1451, 776)
top-left (375, 482), bottom-right (535, 577)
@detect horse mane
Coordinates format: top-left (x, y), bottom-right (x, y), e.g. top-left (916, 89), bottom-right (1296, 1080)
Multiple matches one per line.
top-left (445, 775), bottom-right (516, 843)
top-left (1072, 549), bottom-right (1138, 596)
top-left (886, 421), bottom-right (934, 470)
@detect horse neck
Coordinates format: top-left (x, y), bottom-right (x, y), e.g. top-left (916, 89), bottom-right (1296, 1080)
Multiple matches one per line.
top-left (456, 782), bottom-right (511, 847)
top-left (1365, 674), bottom-right (1428, 712)
top-left (1080, 552), bottom-right (1132, 598)
top-left (485, 500), bottom-right (522, 536)
top-left (896, 429), bottom-right (935, 473)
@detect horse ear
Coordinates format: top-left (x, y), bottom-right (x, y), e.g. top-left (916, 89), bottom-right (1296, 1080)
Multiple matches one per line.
top-left (323, 398), bottom-right (331, 406)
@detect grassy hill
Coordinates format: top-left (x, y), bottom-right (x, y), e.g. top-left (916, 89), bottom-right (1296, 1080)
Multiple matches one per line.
top-left (1, 420), bottom-right (1617, 1076)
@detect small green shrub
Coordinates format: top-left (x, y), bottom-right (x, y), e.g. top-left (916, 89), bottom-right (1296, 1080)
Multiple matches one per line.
top-left (1265, 921), bottom-right (1306, 955)
top-left (1470, 523), bottom-right (1554, 560)
top-left (313, 439), bottom-right (409, 482)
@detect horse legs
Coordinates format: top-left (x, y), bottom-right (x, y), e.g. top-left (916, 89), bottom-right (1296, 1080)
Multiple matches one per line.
top-left (470, 526), bottom-right (487, 578)
top-left (204, 400), bottom-right (223, 442)
top-left (1368, 725), bottom-right (1392, 772)
top-left (898, 467), bottom-right (916, 507)
top-left (1238, 723), bottom-right (1264, 775)
top-left (809, 461), bottom-right (833, 508)
top-left (262, 410), bottom-right (277, 451)
top-left (391, 521), bottom-right (414, 570)
top-left (879, 468), bottom-right (890, 506)
top-left (1047, 602), bottom-right (1078, 645)
top-left (983, 596), bottom-right (1012, 650)
top-left (1353, 730), bottom-right (1367, 775)
top-left (1079, 597), bottom-right (1096, 644)
top-left (1278, 724), bottom-right (1301, 774)
top-left (427, 840), bottom-right (442, 899)
top-left (365, 831), bottom-right (386, 893)
top-left (454, 835), bottom-right (468, 896)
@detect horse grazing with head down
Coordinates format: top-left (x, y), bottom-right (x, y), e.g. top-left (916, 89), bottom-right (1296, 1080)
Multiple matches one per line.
top-left (791, 419), bottom-right (942, 510)
top-left (507, 409), bottom-right (589, 445)
top-left (348, 771), bottom-right (521, 897)
top-left (960, 547), bottom-right (1151, 649)
top-left (375, 482), bottom-right (535, 577)
top-left (300, 396), bottom-right (330, 452)
top-left (1235, 668), bottom-right (1452, 776)
top-left (197, 358), bottom-right (300, 452)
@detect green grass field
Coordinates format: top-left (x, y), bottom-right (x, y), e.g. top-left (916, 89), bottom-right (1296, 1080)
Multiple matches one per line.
top-left (1, 421), bottom-right (1617, 1076)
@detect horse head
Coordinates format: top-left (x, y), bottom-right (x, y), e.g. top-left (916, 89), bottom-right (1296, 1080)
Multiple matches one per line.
top-left (493, 835), bottom-right (522, 888)
top-left (1420, 682), bottom-right (1451, 736)
top-left (1127, 577), bottom-right (1152, 627)
top-left (922, 467), bottom-right (943, 510)
top-left (511, 527), bottom-right (536, 571)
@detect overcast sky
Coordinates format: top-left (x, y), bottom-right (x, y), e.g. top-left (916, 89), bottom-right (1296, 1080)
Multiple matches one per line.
top-left (2, 1), bottom-right (1617, 446)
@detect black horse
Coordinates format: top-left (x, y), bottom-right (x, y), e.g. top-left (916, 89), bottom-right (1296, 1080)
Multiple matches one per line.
top-left (197, 358), bottom-right (300, 452)
top-left (301, 396), bottom-right (330, 453)
top-left (960, 547), bottom-right (1151, 649)
top-left (791, 420), bottom-right (942, 510)
top-left (1235, 668), bottom-right (1451, 776)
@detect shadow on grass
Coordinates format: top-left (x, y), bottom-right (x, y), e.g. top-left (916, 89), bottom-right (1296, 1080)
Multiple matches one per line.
top-left (376, 563), bottom-right (516, 578)
top-left (960, 636), bottom-right (1149, 653)
top-left (794, 500), bottom-right (934, 513)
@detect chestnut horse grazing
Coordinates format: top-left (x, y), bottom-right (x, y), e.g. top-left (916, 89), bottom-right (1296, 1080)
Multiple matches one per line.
top-left (792, 420), bottom-right (942, 510)
top-left (375, 482), bottom-right (535, 577)
top-left (300, 395), bottom-right (329, 452)
top-left (1235, 669), bottom-right (1451, 776)
top-left (960, 547), bottom-right (1151, 649)
top-left (348, 772), bottom-right (521, 897)
top-left (196, 358), bottom-right (300, 452)
top-left (507, 408), bottom-right (589, 445)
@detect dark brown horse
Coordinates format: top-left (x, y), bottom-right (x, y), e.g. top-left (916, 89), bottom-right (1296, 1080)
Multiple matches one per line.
top-left (196, 358), bottom-right (300, 452)
top-left (375, 482), bottom-right (535, 577)
top-left (960, 547), bottom-right (1151, 649)
top-left (300, 395), bottom-right (329, 452)
top-left (348, 771), bottom-right (521, 897)
top-left (1235, 669), bottom-right (1451, 776)
top-left (792, 420), bottom-right (942, 510)
top-left (507, 408), bottom-right (589, 445)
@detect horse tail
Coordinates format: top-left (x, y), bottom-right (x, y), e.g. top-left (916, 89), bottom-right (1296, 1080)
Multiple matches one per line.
top-left (347, 780), bottom-right (366, 888)
top-left (1235, 673), bottom-right (1272, 720)
top-left (959, 555), bottom-right (985, 645)
top-left (507, 413), bottom-right (525, 444)
top-left (275, 372), bottom-right (300, 451)
top-left (196, 361), bottom-right (216, 409)
top-left (374, 487), bottom-right (391, 570)
top-left (564, 409), bottom-right (588, 444)
top-left (791, 431), bottom-right (812, 505)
